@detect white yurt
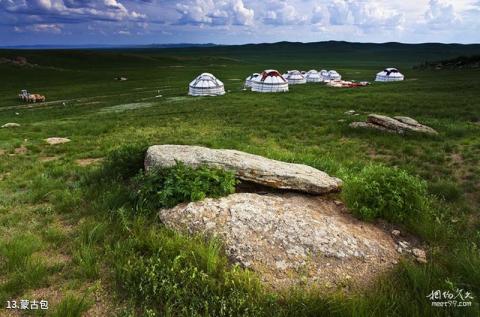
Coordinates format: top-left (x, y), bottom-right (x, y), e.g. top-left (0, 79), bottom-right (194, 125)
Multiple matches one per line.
top-left (327, 70), bottom-right (342, 81)
top-left (251, 70), bottom-right (289, 93)
top-left (375, 68), bottom-right (404, 82)
top-left (244, 73), bottom-right (260, 88)
top-left (188, 73), bottom-right (225, 96)
top-left (283, 70), bottom-right (307, 84)
top-left (305, 70), bottom-right (322, 83)
top-left (319, 70), bottom-right (329, 81)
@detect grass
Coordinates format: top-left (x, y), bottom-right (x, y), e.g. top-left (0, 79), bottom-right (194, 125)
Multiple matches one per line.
top-left (0, 43), bottom-right (479, 316)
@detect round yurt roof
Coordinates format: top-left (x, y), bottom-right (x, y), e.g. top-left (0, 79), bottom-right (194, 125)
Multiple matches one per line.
top-left (306, 70), bottom-right (322, 82)
top-left (246, 73), bottom-right (260, 80)
top-left (253, 70), bottom-right (287, 84)
top-left (251, 69), bottom-right (289, 93)
top-left (375, 68), bottom-right (404, 81)
top-left (189, 73), bottom-right (225, 96)
top-left (377, 68), bottom-right (402, 76)
top-left (284, 70), bottom-right (306, 84)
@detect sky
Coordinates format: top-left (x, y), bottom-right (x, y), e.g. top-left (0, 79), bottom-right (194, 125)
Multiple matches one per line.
top-left (0, 0), bottom-right (479, 46)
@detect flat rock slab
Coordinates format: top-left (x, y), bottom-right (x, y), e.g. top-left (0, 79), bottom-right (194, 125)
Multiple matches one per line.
top-left (145, 145), bottom-right (342, 194)
top-left (160, 193), bottom-right (399, 289)
top-left (45, 137), bottom-right (71, 145)
top-left (350, 114), bottom-right (437, 135)
top-left (2, 123), bottom-right (20, 128)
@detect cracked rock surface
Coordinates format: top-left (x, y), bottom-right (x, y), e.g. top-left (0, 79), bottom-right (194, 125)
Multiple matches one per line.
top-left (159, 192), bottom-right (399, 289)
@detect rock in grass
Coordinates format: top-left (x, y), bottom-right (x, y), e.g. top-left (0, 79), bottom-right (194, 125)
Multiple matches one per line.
top-left (350, 114), bottom-right (437, 135)
top-left (367, 114), bottom-right (438, 135)
top-left (45, 137), bottom-right (71, 145)
top-left (159, 193), bottom-right (399, 288)
top-left (2, 123), bottom-right (20, 128)
top-left (412, 248), bottom-right (427, 264)
top-left (145, 145), bottom-right (342, 194)
top-left (349, 121), bottom-right (393, 132)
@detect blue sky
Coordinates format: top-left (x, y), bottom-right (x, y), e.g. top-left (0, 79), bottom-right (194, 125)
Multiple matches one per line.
top-left (0, 0), bottom-right (479, 46)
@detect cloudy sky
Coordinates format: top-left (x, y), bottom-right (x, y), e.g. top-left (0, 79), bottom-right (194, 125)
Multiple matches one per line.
top-left (0, 0), bottom-right (479, 46)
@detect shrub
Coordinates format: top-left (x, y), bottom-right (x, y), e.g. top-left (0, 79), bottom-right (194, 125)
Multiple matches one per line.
top-left (132, 163), bottom-right (237, 215)
top-left (342, 164), bottom-right (429, 223)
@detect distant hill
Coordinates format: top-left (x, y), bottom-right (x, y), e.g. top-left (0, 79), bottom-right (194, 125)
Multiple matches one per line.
top-left (0, 43), bottom-right (218, 50)
top-left (2, 41), bottom-right (480, 69)
top-left (150, 41), bottom-right (480, 68)
top-left (414, 55), bottom-right (480, 70)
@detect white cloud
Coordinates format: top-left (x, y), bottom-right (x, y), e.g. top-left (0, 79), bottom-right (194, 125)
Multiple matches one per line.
top-left (263, 0), bottom-right (306, 25)
top-left (424, 0), bottom-right (461, 29)
top-left (320, 0), bottom-right (404, 29)
top-left (175, 0), bottom-right (254, 26)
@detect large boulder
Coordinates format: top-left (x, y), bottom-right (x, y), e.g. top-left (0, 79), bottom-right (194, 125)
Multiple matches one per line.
top-left (159, 193), bottom-right (399, 288)
top-left (367, 114), bottom-right (438, 135)
top-left (145, 145), bottom-right (342, 194)
top-left (350, 114), bottom-right (437, 135)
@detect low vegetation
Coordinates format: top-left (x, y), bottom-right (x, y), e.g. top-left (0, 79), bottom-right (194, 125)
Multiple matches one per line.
top-left (342, 164), bottom-right (429, 224)
top-left (133, 163), bottom-right (237, 216)
top-left (0, 45), bottom-right (479, 316)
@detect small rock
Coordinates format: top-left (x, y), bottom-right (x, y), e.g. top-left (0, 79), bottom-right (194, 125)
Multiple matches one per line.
top-left (391, 230), bottom-right (401, 237)
top-left (412, 248), bottom-right (427, 263)
top-left (45, 137), bottom-right (71, 145)
top-left (333, 200), bottom-right (343, 206)
top-left (2, 123), bottom-right (20, 128)
top-left (398, 241), bottom-right (410, 249)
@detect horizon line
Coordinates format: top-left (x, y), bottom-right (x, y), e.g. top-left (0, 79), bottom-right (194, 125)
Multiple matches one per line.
top-left (1, 40), bottom-right (480, 50)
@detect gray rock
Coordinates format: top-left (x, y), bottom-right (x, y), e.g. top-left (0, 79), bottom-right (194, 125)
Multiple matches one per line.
top-left (393, 116), bottom-right (419, 126)
top-left (159, 193), bottom-right (399, 288)
top-left (367, 114), bottom-right (438, 135)
top-left (45, 137), bottom-right (71, 145)
top-left (349, 121), bottom-right (393, 132)
top-left (2, 123), bottom-right (20, 128)
top-left (391, 230), bottom-right (401, 237)
top-left (145, 145), bottom-right (342, 194)
top-left (412, 248), bottom-right (427, 263)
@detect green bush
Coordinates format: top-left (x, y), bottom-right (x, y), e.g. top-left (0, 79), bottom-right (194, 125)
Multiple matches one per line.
top-left (342, 164), bottom-right (429, 223)
top-left (132, 163), bottom-right (237, 215)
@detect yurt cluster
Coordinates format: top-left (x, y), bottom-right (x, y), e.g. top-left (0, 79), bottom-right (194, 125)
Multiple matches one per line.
top-left (188, 67), bottom-right (404, 96)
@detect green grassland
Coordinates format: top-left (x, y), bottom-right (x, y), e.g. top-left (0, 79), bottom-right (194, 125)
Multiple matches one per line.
top-left (0, 42), bottom-right (480, 316)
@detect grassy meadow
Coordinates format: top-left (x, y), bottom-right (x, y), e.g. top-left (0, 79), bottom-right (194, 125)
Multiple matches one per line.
top-left (0, 42), bottom-right (480, 316)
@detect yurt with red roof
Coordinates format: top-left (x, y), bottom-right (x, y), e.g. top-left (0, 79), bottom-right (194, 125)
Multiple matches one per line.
top-left (188, 73), bottom-right (225, 96)
top-left (251, 70), bottom-right (289, 93)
